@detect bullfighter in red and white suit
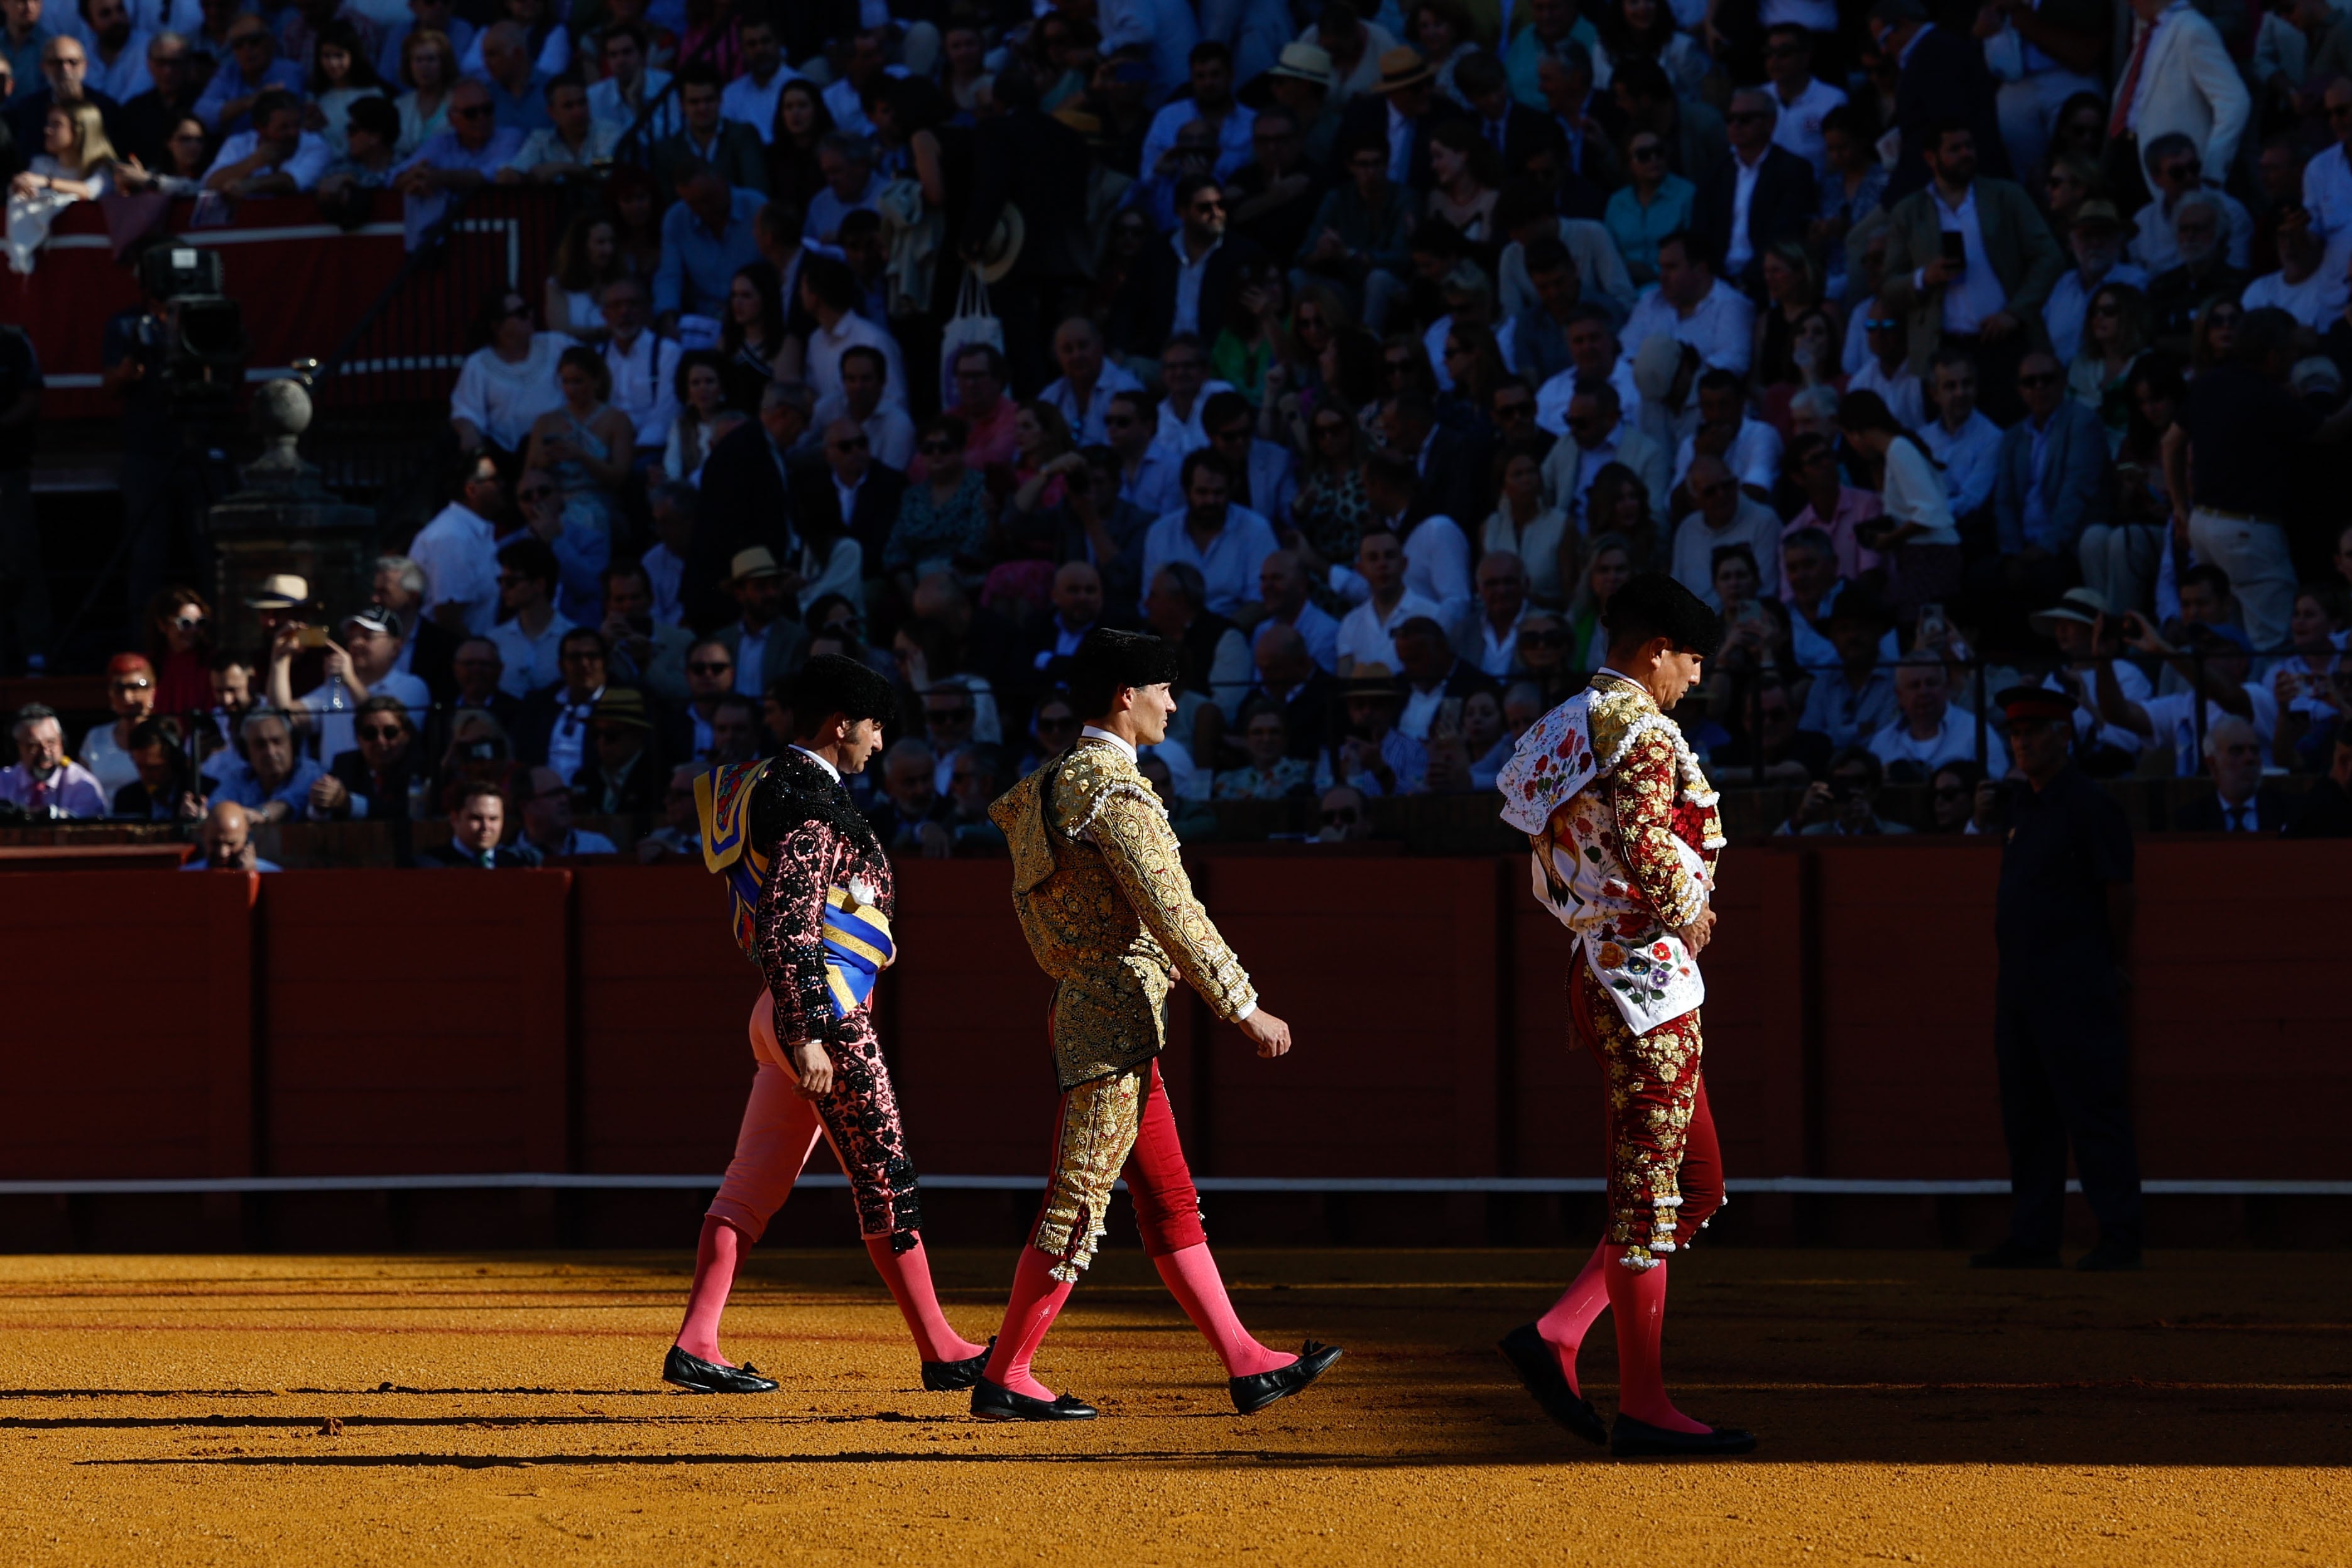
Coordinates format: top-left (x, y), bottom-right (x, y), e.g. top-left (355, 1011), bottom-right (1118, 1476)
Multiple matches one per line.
top-left (1492, 573), bottom-right (1758, 1459)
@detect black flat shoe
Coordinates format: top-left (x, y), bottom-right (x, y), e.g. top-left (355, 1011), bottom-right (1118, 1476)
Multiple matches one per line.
top-left (1497, 1322), bottom-right (1608, 1446)
top-left (2074, 1242), bottom-right (2143, 1272)
top-left (1229, 1340), bottom-right (1343, 1416)
top-left (1609, 1413), bottom-right (1758, 1458)
top-left (663, 1345), bottom-right (778, 1394)
top-left (969, 1376), bottom-right (1097, 1422)
top-left (1969, 1241), bottom-right (2062, 1269)
top-left (923, 1337), bottom-right (996, 1391)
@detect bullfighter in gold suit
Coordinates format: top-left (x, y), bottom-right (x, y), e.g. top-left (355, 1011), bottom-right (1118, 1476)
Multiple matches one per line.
top-left (969, 629), bottom-right (1344, 1422)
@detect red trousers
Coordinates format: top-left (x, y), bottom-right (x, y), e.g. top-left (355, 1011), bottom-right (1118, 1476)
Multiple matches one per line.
top-left (1030, 1058), bottom-right (1209, 1276)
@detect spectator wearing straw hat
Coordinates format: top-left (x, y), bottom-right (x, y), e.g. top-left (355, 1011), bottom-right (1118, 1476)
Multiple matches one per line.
top-left (1337, 46), bottom-right (1459, 192)
top-left (1324, 662), bottom-right (1427, 797)
top-left (710, 546), bottom-right (804, 701)
top-left (572, 686), bottom-right (664, 815)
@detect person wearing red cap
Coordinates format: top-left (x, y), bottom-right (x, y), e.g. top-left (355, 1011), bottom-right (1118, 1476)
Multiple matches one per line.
top-left (77, 653), bottom-right (159, 806)
top-left (1971, 683), bottom-right (2143, 1271)
top-left (1494, 572), bottom-right (1756, 1459)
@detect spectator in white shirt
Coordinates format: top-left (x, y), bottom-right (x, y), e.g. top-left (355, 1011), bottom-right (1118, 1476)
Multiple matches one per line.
top-left (639, 483), bottom-right (695, 626)
top-left (1334, 523), bottom-right (1442, 675)
top-left (409, 452), bottom-right (508, 635)
top-left (1335, 450), bottom-right (1475, 628)
top-left (1671, 455), bottom-right (1785, 607)
top-left (447, 285), bottom-right (567, 456)
top-left (807, 342), bottom-right (915, 470)
top-left (486, 535), bottom-right (574, 697)
top-left (1838, 388), bottom-right (1961, 619)
top-left (1918, 349), bottom-right (2003, 521)
top-left (804, 130), bottom-right (883, 244)
top-left (270, 605), bottom-right (432, 766)
top-left (2130, 133), bottom-right (2255, 275)
top-left (2240, 216), bottom-right (2337, 331)
top-left (1622, 231), bottom-right (1756, 376)
top-left (201, 88), bottom-right (330, 193)
top-left (584, 21), bottom-right (670, 138)
top-left (1453, 549), bottom-right (1532, 677)
top-left (1844, 303), bottom-right (1927, 429)
top-left (1042, 315), bottom-right (1143, 445)
top-left (2098, 614), bottom-right (2280, 775)
top-left (1139, 450), bottom-right (1280, 621)
top-left (1866, 652), bottom-right (1981, 777)
top-left (1253, 548), bottom-right (1341, 672)
top-left (391, 75), bottom-right (522, 245)
top-left (798, 249), bottom-right (908, 412)
top-left (1762, 24), bottom-right (1846, 177)
top-left (719, 14), bottom-right (794, 143)
top-left (1672, 368), bottom-right (1785, 497)
top-left (594, 274), bottom-right (681, 455)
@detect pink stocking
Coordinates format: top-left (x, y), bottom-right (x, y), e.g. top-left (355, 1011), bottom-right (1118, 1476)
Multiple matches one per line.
top-left (864, 1235), bottom-right (986, 1364)
top-left (1602, 1246), bottom-right (1708, 1434)
top-left (1535, 1242), bottom-right (1611, 1397)
top-left (981, 1245), bottom-right (1075, 1400)
top-left (1153, 1243), bottom-right (1292, 1378)
top-left (675, 1216), bottom-right (746, 1363)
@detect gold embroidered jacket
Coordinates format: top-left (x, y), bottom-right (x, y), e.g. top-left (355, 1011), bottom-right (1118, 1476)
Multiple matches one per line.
top-left (990, 738), bottom-right (1257, 1090)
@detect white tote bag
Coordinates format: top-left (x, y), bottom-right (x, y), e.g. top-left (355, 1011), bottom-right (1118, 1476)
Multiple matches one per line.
top-left (937, 265), bottom-right (1003, 408)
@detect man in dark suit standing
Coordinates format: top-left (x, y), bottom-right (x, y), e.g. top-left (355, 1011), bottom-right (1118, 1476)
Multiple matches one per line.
top-left (689, 379), bottom-right (812, 633)
top-left (1380, 390), bottom-right (1488, 527)
top-left (2170, 716), bottom-right (2290, 832)
top-left (1336, 46), bottom-right (1462, 193)
top-left (1110, 172), bottom-right (1268, 361)
top-left (1869, 0), bottom-right (2012, 200)
top-left (965, 65), bottom-right (1091, 393)
top-left (1694, 87), bottom-right (1819, 293)
top-left (788, 418), bottom-right (907, 571)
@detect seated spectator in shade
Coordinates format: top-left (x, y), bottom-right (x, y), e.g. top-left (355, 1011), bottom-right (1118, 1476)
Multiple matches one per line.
top-left (661, 352), bottom-right (744, 486)
top-left (200, 86), bottom-right (327, 194)
top-left (786, 418), bottom-right (898, 607)
top-left (1866, 652), bottom-right (1981, 780)
top-left (195, 15), bottom-right (303, 135)
top-left (865, 736), bottom-right (950, 854)
top-left (636, 763), bottom-right (704, 861)
top-left (210, 707), bottom-right (324, 823)
top-left (2093, 614), bottom-right (2277, 777)
top-left (935, 343), bottom-right (1019, 474)
top-left (1253, 550), bottom-right (1341, 674)
top-left (417, 779), bottom-right (533, 866)
top-left (584, 22), bottom-right (670, 139)
top-left (1452, 548), bottom-right (1530, 678)
top-left (653, 161), bottom-right (763, 325)
top-left (1915, 350), bottom-right (2002, 529)
top-left (516, 624), bottom-right (608, 773)
top-left (77, 652), bottom-right (156, 802)
top-left (1248, 622), bottom-right (1344, 765)
top-left (417, 636), bottom-right (521, 770)
top-left (498, 70), bottom-right (614, 185)
top-left (652, 62), bottom-right (765, 196)
top-left (1797, 585), bottom-right (1900, 747)
top-left (314, 90), bottom-right (401, 201)
top-left (1323, 663), bottom-right (1427, 797)
top-left (182, 800), bottom-right (281, 871)
top-left (885, 414), bottom-right (987, 586)
top-left (113, 715), bottom-right (203, 821)
top-left (427, 707), bottom-right (521, 815)
top-left (486, 536), bottom-right (574, 699)
top-left (576, 686), bottom-right (668, 818)
top-left (2169, 716), bottom-right (2288, 832)
top-left (1213, 700), bottom-right (1313, 800)
top-left (600, 562), bottom-right (693, 706)
top-left (1839, 388), bottom-right (1962, 621)
top-left (939, 744), bottom-right (1010, 856)
top-left (702, 692), bottom-right (761, 765)
top-left (392, 77), bottom-right (522, 244)
top-left (523, 344), bottom-right (634, 564)
top-left (1779, 745), bottom-right (1915, 836)
top-left (471, 20), bottom-right (552, 134)
top-left (519, 763), bottom-right (616, 856)
top-left (1458, 685), bottom-right (1515, 788)
top-left (810, 344), bottom-right (915, 472)
top-left (1780, 434), bottom-right (1883, 587)
top-left (1711, 670), bottom-right (1832, 784)
top-left (1315, 783), bottom-right (1374, 842)
top-left (1670, 455), bottom-right (1782, 607)
top-left (449, 286), bottom-right (567, 457)
top-left (1140, 749), bottom-right (1222, 842)
top-left (1141, 451), bottom-right (1280, 624)
top-left (1924, 758), bottom-right (1988, 834)
top-left (306, 692), bottom-right (421, 821)
top-left (272, 605), bottom-right (431, 765)
top-left (1391, 612), bottom-right (1498, 740)
top-left (2284, 723), bottom-right (2352, 837)
top-left (803, 130), bottom-right (881, 244)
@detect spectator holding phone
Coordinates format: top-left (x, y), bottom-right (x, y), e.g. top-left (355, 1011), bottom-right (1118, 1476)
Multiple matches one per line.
top-left (1781, 745), bottom-right (1915, 835)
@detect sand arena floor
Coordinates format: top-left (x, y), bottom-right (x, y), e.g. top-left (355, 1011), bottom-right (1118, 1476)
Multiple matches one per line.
top-left (0, 1246), bottom-right (2344, 1566)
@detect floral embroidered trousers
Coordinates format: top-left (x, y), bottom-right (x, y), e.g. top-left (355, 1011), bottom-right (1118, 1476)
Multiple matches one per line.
top-left (709, 993), bottom-right (924, 1245)
top-left (1570, 961), bottom-right (1723, 1265)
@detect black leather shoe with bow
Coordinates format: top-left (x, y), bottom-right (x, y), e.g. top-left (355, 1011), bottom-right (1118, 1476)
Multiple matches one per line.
top-left (1497, 1322), bottom-right (1608, 1445)
top-left (662, 1345), bottom-right (779, 1394)
top-left (970, 1376), bottom-right (1098, 1422)
top-left (1229, 1341), bottom-right (1344, 1416)
top-left (922, 1337), bottom-right (996, 1391)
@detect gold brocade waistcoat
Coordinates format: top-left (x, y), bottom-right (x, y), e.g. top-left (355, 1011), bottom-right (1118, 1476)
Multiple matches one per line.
top-left (991, 739), bottom-right (1256, 1091)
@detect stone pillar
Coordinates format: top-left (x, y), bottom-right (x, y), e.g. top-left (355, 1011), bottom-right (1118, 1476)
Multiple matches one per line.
top-left (209, 379), bottom-right (377, 651)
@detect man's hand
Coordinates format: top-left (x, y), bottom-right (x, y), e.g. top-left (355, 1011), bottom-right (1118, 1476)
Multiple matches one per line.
top-left (1795, 778), bottom-right (1838, 826)
top-left (1672, 906), bottom-right (1718, 956)
top-left (309, 773), bottom-right (349, 815)
top-left (1238, 1007), bottom-right (1292, 1059)
top-left (786, 1038), bottom-right (833, 1099)
top-left (1972, 778), bottom-right (2003, 832)
top-left (1979, 310), bottom-right (2020, 342)
top-left (1919, 256), bottom-right (1959, 288)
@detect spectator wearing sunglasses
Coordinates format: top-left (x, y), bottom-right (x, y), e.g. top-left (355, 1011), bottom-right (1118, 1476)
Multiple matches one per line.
top-left (77, 651), bottom-right (158, 803)
top-left (193, 15), bottom-right (302, 136)
top-left (307, 693), bottom-right (423, 821)
top-left (392, 76), bottom-right (522, 246)
top-left (787, 418), bottom-right (903, 608)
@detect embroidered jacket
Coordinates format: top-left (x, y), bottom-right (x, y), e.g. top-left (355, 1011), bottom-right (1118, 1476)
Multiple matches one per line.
top-left (990, 737), bottom-right (1256, 1090)
top-left (1498, 672), bottom-right (1724, 1032)
top-left (700, 749), bottom-right (897, 1049)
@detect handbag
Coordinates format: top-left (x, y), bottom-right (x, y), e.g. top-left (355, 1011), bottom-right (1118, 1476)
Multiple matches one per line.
top-left (937, 264), bottom-right (1003, 408)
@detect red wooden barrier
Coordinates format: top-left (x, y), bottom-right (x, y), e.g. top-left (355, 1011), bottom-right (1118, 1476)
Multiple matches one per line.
top-left (260, 871), bottom-right (570, 1175)
top-left (0, 870), bottom-right (254, 1179)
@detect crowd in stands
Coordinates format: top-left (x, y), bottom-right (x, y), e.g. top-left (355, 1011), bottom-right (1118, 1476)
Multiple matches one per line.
top-left (4, 0), bottom-right (2352, 855)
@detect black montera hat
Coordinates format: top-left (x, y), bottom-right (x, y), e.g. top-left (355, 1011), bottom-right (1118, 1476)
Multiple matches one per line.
top-left (1070, 629), bottom-right (1182, 717)
top-left (1602, 572), bottom-right (1724, 661)
top-left (791, 653), bottom-right (896, 729)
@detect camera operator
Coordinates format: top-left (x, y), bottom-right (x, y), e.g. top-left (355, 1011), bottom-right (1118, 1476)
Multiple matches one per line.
top-left (101, 264), bottom-right (182, 623)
